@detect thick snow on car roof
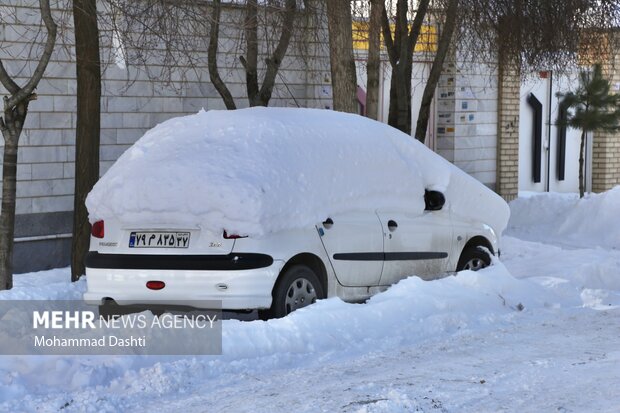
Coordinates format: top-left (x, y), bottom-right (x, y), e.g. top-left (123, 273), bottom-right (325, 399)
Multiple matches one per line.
top-left (86, 107), bottom-right (509, 236)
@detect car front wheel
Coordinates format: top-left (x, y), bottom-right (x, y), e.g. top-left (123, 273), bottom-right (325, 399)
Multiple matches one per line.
top-left (259, 264), bottom-right (324, 320)
top-left (456, 246), bottom-right (491, 271)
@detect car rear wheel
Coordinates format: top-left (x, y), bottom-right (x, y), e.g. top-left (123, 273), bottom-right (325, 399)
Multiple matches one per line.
top-left (98, 300), bottom-right (127, 320)
top-left (98, 300), bottom-right (165, 319)
top-left (259, 264), bottom-right (324, 320)
top-left (457, 246), bottom-right (491, 271)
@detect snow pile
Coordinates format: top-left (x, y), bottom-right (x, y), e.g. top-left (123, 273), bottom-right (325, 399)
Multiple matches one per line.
top-left (504, 188), bottom-right (620, 311)
top-left (0, 263), bottom-right (550, 410)
top-left (507, 186), bottom-right (620, 249)
top-left (86, 108), bottom-right (509, 236)
top-left (217, 262), bottom-right (549, 363)
top-left (0, 268), bottom-right (85, 301)
top-left (501, 236), bottom-right (620, 308)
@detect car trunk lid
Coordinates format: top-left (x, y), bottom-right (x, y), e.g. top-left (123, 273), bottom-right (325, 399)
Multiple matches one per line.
top-left (92, 222), bottom-right (236, 255)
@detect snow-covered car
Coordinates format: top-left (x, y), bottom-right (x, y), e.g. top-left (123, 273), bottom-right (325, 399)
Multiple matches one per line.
top-left (83, 108), bottom-right (510, 318)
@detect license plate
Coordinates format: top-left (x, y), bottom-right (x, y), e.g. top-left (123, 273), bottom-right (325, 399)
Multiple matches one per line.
top-left (129, 232), bottom-right (190, 248)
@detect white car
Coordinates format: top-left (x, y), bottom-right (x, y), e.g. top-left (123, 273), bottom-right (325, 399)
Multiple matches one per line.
top-left (84, 108), bottom-right (509, 319)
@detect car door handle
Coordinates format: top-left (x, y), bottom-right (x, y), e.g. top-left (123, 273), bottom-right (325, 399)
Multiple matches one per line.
top-left (387, 220), bottom-right (398, 232)
top-left (323, 218), bottom-right (334, 229)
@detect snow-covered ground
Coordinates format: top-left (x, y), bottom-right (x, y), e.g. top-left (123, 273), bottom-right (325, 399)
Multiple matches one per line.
top-left (1, 190), bottom-right (619, 412)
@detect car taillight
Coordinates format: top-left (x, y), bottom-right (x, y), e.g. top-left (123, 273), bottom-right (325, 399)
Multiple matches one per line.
top-left (91, 220), bottom-right (104, 239)
top-left (146, 281), bottom-right (165, 290)
top-left (223, 231), bottom-right (247, 239)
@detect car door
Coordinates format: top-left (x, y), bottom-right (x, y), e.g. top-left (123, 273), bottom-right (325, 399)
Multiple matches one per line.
top-left (318, 212), bottom-right (384, 287)
top-left (376, 202), bottom-right (453, 285)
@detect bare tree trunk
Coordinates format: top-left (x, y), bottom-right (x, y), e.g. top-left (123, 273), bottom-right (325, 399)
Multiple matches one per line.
top-left (326, 0), bottom-right (358, 113)
top-left (255, 0), bottom-right (296, 106)
top-left (0, 0), bottom-right (56, 290)
top-left (414, 0), bottom-right (459, 143)
top-left (244, 0), bottom-right (260, 106)
top-left (0, 138), bottom-right (18, 290)
top-left (579, 130), bottom-right (585, 198)
top-left (0, 77), bottom-right (26, 291)
top-left (242, 0), bottom-right (297, 107)
top-left (382, 0), bottom-right (431, 134)
top-left (208, 0), bottom-right (236, 109)
top-left (72, 0), bottom-right (101, 281)
top-left (366, 0), bottom-right (383, 120)
top-left (393, 0), bottom-right (412, 131)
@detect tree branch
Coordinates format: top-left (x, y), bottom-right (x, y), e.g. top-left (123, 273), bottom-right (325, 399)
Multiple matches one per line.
top-left (258, 0), bottom-right (297, 104)
top-left (208, 0), bottom-right (236, 110)
top-left (395, 0), bottom-right (408, 65)
top-left (381, 7), bottom-right (397, 66)
top-left (245, 0), bottom-right (259, 105)
top-left (366, 0), bottom-right (383, 120)
top-left (414, 0), bottom-right (459, 142)
top-left (0, 60), bottom-right (19, 95)
top-left (6, 0), bottom-right (57, 109)
top-left (407, 0), bottom-right (431, 55)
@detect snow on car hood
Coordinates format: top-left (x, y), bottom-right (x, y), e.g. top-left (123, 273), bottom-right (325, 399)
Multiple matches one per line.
top-left (86, 108), bottom-right (509, 236)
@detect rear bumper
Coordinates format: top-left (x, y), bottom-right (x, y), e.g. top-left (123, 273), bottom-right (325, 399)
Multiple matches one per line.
top-left (84, 251), bottom-right (274, 271)
top-left (83, 254), bottom-right (285, 310)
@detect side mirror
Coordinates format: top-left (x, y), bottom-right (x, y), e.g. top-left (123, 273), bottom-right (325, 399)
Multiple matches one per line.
top-left (424, 190), bottom-right (445, 211)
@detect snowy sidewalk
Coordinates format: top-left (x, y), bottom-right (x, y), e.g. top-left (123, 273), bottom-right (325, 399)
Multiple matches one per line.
top-left (138, 307), bottom-right (619, 413)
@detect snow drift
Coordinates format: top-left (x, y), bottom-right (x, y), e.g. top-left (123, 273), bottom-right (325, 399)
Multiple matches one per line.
top-left (86, 108), bottom-right (509, 236)
top-left (507, 186), bottom-right (620, 249)
top-left (0, 263), bottom-right (550, 408)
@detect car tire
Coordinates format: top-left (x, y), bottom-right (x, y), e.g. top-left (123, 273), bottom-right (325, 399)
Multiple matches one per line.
top-left (259, 264), bottom-right (325, 320)
top-left (456, 246), bottom-right (491, 272)
top-left (98, 300), bottom-right (122, 320)
top-left (98, 301), bottom-right (164, 319)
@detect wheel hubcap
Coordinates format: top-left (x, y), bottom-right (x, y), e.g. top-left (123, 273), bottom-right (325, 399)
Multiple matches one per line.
top-left (463, 258), bottom-right (486, 271)
top-left (284, 277), bottom-right (317, 314)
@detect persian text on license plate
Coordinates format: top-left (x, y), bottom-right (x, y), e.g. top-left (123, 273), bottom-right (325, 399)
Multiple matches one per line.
top-left (129, 232), bottom-right (190, 248)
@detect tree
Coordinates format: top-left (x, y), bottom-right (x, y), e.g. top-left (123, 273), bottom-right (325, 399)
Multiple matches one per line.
top-left (365, 0), bottom-right (383, 120)
top-left (208, 0), bottom-right (236, 109)
top-left (372, 0), bottom-right (620, 142)
top-left (326, 0), bottom-right (358, 113)
top-left (242, 0), bottom-right (297, 107)
top-left (459, 0), bottom-right (620, 74)
top-left (72, 0), bottom-right (102, 281)
top-left (413, 0), bottom-right (458, 142)
top-left (381, 0), bottom-right (431, 134)
top-left (0, 0), bottom-right (57, 289)
top-left (557, 64), bottom-right (620, 198)
top-left (109, 0), bottom-right (299, 109)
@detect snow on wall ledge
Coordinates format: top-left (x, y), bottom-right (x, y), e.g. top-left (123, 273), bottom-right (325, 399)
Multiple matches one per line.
top-left (86, 108), bottom-right (510, 236)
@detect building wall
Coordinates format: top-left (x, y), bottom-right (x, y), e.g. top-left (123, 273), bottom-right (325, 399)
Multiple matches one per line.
top-left (0, 1), bottom-right (331, 273)
top-left (435, 52), bottom-right (498, 190)
top-left (593, 129), bottom-right (620, 192)
top-left (496, 61), bottom-right (520, 201)
top-left (592, 35), bottom-right (620, 193)
top-left (518, 71), bottom-right (582, 194)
